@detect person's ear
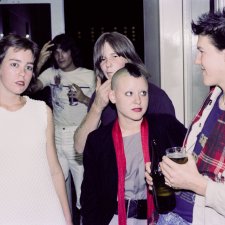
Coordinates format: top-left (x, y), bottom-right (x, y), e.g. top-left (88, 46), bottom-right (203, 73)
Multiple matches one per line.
top-left (109, 89), bottom-right (116, 104)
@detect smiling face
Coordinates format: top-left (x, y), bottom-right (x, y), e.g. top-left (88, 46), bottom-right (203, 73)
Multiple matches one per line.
top-left (109, 71), bottom-right (148, 123)
top-left (0, 47), bottom-right (34, 95)
top-left (195, 35), bottom-right (225, 89)
top-left (100, 42), bottom-right (128, 80)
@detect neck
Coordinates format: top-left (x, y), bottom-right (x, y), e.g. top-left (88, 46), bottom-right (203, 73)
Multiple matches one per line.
top-left (118, 117), bottom-right (143, 137)
top-left (61, 63), bottom-right (77, 72)
top-left (0, 95), bottom-right (26, 111)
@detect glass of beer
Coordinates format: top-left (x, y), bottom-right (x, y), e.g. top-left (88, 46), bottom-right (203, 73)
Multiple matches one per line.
top-left (165, 147), bottom-right (188, 164)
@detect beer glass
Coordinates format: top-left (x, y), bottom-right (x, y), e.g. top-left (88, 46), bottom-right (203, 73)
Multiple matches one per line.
top-left (165, 147), bottom-right (188, 164)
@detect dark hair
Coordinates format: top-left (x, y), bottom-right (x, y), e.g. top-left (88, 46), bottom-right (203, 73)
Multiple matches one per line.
top-left (0, 33), bottom-right (39, 65)
top-left (111, 63), bottom-right (148, 89)
top-left (51, 33), bottom-right (83, 68)
top-left (192, 9), bottom-right (225, 50)
top-left (124, 62), bottom-right (148, 78)
top-left (93, 31), bottom-right (150, 80)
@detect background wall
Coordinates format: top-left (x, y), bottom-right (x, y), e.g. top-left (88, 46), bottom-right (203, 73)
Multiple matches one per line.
top-left (143, 0), bottom-right (215, 125)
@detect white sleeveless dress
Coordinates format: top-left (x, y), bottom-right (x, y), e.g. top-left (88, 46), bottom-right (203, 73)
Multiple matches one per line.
top-left (0, 96), bottom-right (67, 225)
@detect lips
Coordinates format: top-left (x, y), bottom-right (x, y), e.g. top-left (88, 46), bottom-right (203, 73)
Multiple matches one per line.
top-left (132, 108), bottom-right (142, 112)
top-left (16, 81), bottom-right (25, 86)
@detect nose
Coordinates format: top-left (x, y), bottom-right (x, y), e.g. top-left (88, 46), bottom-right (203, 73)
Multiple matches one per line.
top-left (18, 68), bottom-right (26, 77)
top-left (55, 51), bottom-right (63, 60)
top-left (195, 52), bottom-right (201, 65)
top-left (58, 52), bottom-right (63, 59)
top-left (134, 94), bottom-right (141, 104)
top-left (105, 58), bottom-right (112, 67)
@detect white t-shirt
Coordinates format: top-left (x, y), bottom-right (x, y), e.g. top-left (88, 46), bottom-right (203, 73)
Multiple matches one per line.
top-left (38, 67), bottom-right (95, 127)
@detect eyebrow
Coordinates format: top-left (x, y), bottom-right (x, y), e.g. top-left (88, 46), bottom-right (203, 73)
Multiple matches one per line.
top-left (9, 58), bottom-right (34, 64)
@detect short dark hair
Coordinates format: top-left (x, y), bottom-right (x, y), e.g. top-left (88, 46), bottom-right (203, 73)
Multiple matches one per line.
top-left (124, 62), bottom-right (147, 78)
top-left (51, 33), bottom-right (83, 68)
top-left (0, 33), bottom-right (39, 64)
top-left (192, 9), bottom-right (225, 50)
top-left (111, 63), bottom-right (148, 89)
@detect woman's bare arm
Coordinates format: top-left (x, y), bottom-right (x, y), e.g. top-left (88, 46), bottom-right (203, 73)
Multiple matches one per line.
top-left (74, 78), bottom-right (111, 153)
top-left (46, 106), bottom-right (73, 225)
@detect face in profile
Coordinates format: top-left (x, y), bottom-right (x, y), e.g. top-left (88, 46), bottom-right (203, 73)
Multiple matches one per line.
top-left (109, 72), bottom-right (148, 122)
top-left (195, 35), bottom-right (225, 87)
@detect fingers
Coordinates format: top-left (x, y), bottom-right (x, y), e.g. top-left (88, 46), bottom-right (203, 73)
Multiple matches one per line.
top-left (38, 41), bottom-right (54, 66)
top-left (72, 83), bottom-right (81, 91)
top-left (160, 155), bottom-right (193, 190)
top-left (164, 177), bottom-right (172, 187)
top-left (72, 83), bottom-right (79, 88)
top-left (165, 181), bottom-right (172, 187)
top-left (95, 80), bottom-right (111, 103)
top-left (43, 40), bottom-right (54, 50)
top-left (40, 41), bottom-right (54, 57)
top-left (145, 162), bottom-right (151, 174)
top-left (145, 162), bottom-right (153, 190)
top-left (160, 156), bottom-right (181, 174)
top-left (96, 76), bottom-right (102, 90)
top-left (99, 79), bottom-right (111, 92)
top-left (159, 158), bottom-right (179, 187)
top-left (96, 77), bottom-right (111, 91)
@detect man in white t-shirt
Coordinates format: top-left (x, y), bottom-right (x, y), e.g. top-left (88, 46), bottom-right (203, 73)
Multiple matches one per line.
top-left (29, 34), bottom-right (95, 222)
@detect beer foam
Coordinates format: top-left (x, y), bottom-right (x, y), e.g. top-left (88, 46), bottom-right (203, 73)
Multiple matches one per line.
top-left (167, 152), bottom-right (185, 158)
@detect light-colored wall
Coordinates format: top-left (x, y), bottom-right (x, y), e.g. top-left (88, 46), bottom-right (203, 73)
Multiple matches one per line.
top-left (183, 0), bottom-right (210, 125)
top-left (159, 0), bottom-right (184, 123)
top-left (143, 0), bottom-right (212, 126)
top-left (143, 0), bottom-right (160, 87)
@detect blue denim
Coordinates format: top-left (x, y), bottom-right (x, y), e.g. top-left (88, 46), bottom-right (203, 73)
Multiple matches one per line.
top-left (157, 212), bottom-right (191, 225)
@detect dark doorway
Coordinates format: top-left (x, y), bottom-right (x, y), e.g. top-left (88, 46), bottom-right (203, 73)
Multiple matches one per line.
top-left (0, 4), bottom-right (51, 48)
top-left (64, 0), bottom-right (144, 70)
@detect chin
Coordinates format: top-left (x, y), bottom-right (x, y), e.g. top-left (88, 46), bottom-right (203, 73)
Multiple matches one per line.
top-left (203, 80), bottom-right (215, 87)
top-left (105, 75), bottom-right (111, 80)
top-left (132, 116), bottom-right (144, 121)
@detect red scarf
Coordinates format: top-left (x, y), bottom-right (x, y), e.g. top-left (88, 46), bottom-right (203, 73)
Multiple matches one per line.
top-left (112, 117), bottom-right (155, 225)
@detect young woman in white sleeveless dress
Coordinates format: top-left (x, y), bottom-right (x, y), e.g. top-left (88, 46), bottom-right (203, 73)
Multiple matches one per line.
top-left (0, 34), bottom-right (73, 225)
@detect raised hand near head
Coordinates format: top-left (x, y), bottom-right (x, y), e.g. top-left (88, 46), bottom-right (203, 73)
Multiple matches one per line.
top-left (36, 41), bottom-right (54, 75)
top-left (93, 76), bottom-right (111, 111)
top-left (40, 41), bottom-right (54, 61)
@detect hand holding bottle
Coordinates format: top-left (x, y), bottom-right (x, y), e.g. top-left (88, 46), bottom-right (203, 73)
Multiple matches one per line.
top-left (149, 140), bottom-right (176, 214)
